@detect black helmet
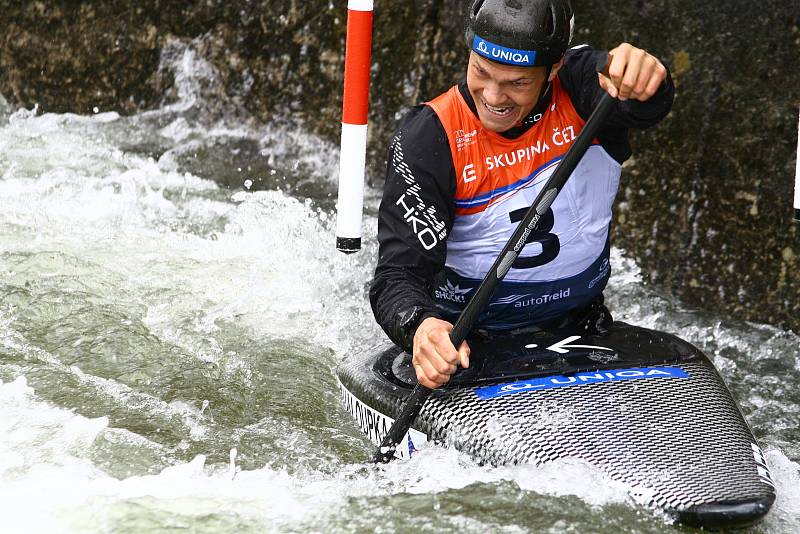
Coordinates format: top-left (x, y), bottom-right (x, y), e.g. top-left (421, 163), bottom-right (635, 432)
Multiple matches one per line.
top-left (465, 0), bottom-right (574, 67)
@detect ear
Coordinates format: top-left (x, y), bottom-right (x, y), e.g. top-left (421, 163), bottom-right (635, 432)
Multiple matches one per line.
top-left (548, 57), bottom-right (565, 81)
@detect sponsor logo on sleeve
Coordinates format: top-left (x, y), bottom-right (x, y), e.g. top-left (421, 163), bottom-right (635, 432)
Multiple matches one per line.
top-left (434, 279), bottom-right (473, 303)
top-left (390, 132), bottom-right (448, 250)
top-left (396, 193), bottom-right (441, 250)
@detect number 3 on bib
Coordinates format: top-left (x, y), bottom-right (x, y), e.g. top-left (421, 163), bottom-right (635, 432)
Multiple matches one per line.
top-left (508, 207), bottom-right (561, 269)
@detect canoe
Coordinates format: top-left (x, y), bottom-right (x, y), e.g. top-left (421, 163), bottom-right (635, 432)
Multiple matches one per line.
top-left (336, 322), bottom-right (775, 527)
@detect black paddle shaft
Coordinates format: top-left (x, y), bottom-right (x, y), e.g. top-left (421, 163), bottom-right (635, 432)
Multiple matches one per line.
top-left (372, 92), bottom-right (616, 464)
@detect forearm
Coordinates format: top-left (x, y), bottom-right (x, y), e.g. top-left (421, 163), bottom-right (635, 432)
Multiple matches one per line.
top-left (562, 46), bottom-right (675, 130)
top-left (369, 104), bottom-right (456, 351)
top-left (369, 267), bottom-right (441, 353)
top-left (607, 68), bottom-right (674, 129)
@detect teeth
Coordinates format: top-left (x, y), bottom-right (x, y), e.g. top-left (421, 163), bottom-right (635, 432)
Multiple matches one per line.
top-left (484, 101), bottom-right (512, 116)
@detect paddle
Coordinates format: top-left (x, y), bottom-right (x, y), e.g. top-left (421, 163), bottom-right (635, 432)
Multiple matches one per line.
top-left (372, 91), bottom-right (617, 464)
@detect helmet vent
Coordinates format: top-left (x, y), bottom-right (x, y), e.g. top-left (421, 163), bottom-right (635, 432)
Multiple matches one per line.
top-left (472, 0), bottom-right (485, 18)
top-left (544, 4), bottom-right (556, 38)
top-left (464, 0), bottom-right (573, 66)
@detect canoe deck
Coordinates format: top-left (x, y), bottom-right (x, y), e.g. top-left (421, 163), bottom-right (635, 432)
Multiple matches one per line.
top-left (337, 322), bottom-right (775, 527)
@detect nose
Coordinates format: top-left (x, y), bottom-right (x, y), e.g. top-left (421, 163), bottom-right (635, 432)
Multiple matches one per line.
top-left (482, 81), bottom-right (506, 106)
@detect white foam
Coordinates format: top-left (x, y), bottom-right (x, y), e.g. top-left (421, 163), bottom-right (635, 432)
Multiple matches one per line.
top-left (0, 101), bottom-right (379, 360)
top-left (764, 448), bottom-right (800, 531)
top-left (0, 376), bottom-right (365, 532)
top-left (0, 376), bottom-right (109, 532)
top-left (0, 370), bottom-right (635, 533)
top-left (377, 446), bottom-right (630, 508)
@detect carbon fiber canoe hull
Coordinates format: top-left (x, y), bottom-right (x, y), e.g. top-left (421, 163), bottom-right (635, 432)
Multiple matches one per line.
top-left (336, 322), bottom-right (775, 527)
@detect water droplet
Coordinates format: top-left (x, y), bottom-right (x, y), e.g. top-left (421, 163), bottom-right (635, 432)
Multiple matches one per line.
top-left (229, 448), bottom-right (238, 480)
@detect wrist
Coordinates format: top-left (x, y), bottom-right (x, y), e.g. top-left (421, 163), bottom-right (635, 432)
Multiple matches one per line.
top-left (410, 312), bottom-right (442, 338)
top-left (398, 307), bottom-right (441, 348)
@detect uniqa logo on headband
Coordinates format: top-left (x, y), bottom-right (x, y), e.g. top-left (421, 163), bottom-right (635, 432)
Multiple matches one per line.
top-left (472, 36), bottom-right (536, 66)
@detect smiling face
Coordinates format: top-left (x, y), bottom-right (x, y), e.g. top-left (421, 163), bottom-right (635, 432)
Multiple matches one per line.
top-left (466, 52), bottom-right (562, 133)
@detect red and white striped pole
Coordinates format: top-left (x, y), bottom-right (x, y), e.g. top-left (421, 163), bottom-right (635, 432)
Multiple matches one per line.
top-left (335, 0), bottom-right (374, 253)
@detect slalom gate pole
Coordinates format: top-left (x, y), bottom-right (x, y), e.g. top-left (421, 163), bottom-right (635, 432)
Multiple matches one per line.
top-left (335, 0), bottom-right (374, 253)
top-left (794, 108), bottom-right (800, 222)
top-left (372, 92), bottom-right (617, 464)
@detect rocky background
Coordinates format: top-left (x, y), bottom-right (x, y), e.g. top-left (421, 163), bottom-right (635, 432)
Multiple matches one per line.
top-left (1, 0), bottom-right (798, 333)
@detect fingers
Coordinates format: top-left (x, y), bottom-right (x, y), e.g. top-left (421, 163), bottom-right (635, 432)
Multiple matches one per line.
top-left (413, 356), bottom-right (455, 389)
top-left (606, 46), bottom-right (629, 96)
top-left (602, 43), bottom-right (667, 102)
top-left (458, 341), bottom-right (470, 369)
top-left (597, 72), bottom-right (618, 99)
top-left (632, 54), bottom-right (656, 97)
top-left (644, 61), bottom-right (667, 98)
top-left (618, 47), bottom-right (645, 100)
top-left (414, 329), bottom-right (457, 388)
top-left (412, 317), bottom-right (466, 389)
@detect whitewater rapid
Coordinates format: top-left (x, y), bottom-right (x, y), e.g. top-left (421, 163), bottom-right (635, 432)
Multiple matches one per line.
top-left (0, 42), bottom-right (797, 533)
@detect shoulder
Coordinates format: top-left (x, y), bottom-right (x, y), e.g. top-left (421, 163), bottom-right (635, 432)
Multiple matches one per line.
top-left (559, 45), bottom-right (607, 93)
top-left (395, 84), bottom-right (465, 145)
top-left (391, 104), bottom-right (450, 160)
top-left (385, 102), bottom-right (456, 199)
top-left (563, 44), bottom-right (607, 68)
top-left (398, 104), bottom-right (446, 138)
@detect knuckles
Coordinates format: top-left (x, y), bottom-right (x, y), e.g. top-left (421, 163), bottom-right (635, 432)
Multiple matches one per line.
top-left (608, 64), bottom-right (624, 80)
top-left (434, 360), bottom-right (456, 375)
top-left (416, 366), bottom-right (450, 388)
top-left (413, 319), bottom-right (464, 388)
top-left (605, 43), bottom-right (665, 101)
top-left (428, 329), bottom-right (444, 343)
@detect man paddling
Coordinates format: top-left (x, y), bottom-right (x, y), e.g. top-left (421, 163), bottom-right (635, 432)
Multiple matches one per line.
top-left (370, 0), bottom-right (674, 389)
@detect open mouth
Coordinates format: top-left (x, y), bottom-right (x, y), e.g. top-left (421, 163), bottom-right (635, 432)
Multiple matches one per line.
top-left (482, 99), bottom-right (514, 117)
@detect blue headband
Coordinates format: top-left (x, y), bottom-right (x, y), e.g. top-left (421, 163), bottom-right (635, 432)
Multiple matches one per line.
top-left (471, 35), bottom-right (537, 67)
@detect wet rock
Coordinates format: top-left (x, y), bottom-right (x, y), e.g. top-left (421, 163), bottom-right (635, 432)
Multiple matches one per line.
top-left (0, 0), bottom-right (798, 333)
top-left (0, 0), bottom-right (465, 175)
top-left (574, 0), bottom-right (800, 333)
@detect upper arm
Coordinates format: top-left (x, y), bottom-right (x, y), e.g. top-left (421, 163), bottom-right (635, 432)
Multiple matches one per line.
top-left (376, 106), bottom-right (456, 280)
